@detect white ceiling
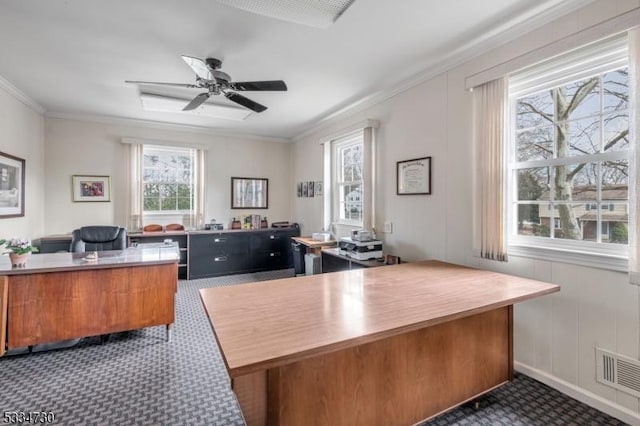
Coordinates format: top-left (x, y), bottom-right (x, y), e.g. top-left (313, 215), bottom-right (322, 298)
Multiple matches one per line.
top-left (0, 0), bottom-right (594, 140)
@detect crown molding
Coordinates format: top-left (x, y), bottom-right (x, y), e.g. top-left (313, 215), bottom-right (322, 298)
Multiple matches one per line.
top-left (45, 111), bottom-right (292, 144)
top-left (0, 74), bottom-right (45, 114)
top-left (292, 0), bottom-right (597, 141)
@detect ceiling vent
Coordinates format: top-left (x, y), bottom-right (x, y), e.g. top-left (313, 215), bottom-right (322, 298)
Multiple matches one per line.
top-left (215, 0), bottom-right (356, 28)
top-left (596, 347), bottom-right (640, 398)
top-left (139, 93), bottom-right (252, 121)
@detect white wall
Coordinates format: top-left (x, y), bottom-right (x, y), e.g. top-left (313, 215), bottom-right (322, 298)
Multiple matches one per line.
top-left (44, 117), bottom-right (292, 234)
top-left (0, 85), bottom-right (44, 241)
top-left (292, 0), bottom-right (640, 423)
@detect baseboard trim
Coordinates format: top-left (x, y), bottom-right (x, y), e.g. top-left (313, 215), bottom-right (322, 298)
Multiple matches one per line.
top-left (515, 362), bottom-right (640, 425)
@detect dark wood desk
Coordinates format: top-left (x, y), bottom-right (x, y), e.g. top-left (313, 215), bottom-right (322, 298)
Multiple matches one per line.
top-left (0, 245), bottom-right (179, 356)
top-left (200, 260), bottom-right (559, 425)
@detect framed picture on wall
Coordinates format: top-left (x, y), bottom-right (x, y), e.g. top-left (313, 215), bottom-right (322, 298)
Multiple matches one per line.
top-left (0, 151), bottom-right (25, 218)
top-left (308, 181), bottom-right (314, 197)
top-left (314, 181), bottom-right (323, 196)
top-left (72, 175), bottom-right (112, 202)
top-left (231, 177), bottom-right (268, 209)
top-left (397, 157), bottom-right (432, 195)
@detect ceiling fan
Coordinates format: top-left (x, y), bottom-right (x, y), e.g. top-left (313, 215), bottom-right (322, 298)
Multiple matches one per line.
top-left (126, 55), bottom-right (287, 113)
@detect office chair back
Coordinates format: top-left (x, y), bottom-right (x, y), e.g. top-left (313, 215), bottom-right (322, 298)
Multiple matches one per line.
top-left (70, 226), bottom-right (127, 252)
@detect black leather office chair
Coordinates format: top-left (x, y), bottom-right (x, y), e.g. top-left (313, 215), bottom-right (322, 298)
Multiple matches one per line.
top-left (70, 226), bottom-right (127, 252)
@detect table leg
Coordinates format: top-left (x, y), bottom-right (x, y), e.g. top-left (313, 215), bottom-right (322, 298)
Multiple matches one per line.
top-left (166, 324), bottom-right (172, 342)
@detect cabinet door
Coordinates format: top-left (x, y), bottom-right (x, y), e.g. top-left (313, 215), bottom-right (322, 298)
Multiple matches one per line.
top-left (249, 230), bottom-right (299, 272)
top-left (189, 233), bottom-right (250, 278)
top-left (252, 248), bottom-right (288, 271)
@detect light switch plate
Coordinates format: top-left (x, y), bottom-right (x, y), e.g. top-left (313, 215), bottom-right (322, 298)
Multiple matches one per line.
top-left (384, 221), bottom-right (392, 233)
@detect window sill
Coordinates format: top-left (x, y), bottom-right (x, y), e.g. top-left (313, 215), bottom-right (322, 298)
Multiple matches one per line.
top-left (507, 243), bottom-right (628, 272)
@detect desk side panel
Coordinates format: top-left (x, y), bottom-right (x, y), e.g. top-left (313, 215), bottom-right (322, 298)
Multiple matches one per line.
top-left (268, 307), bottom-right (511, 426)
top-left (7, 263), bottom-right (177, 348)
top-left (232, 371), bottom-right (267, 426)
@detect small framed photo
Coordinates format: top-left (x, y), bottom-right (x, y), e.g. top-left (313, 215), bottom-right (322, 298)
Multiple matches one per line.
top-left (297, 182), bottom-right (303, 197)
top-left (302, 181), bottom-right (308, 197)
top-left (72, 175), bottom-right (111, 202)
top-left (308, 181), bottom-right (314, 197)
top-left (0, 151), bottom-right (25, 218)
top-left (397, 157), bottom-right (431, 195)
top-left (314, 181), bottom-right (323, 196)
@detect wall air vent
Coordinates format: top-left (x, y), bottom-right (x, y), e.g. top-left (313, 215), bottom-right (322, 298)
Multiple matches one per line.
top-left (596, 348), bottom-right (640, 398)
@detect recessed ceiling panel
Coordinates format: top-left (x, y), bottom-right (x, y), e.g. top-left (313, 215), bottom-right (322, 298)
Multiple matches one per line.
top-left (215, 0), bottom-right (356, 28)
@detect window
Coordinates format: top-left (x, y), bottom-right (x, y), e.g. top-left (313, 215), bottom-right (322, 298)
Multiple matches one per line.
top-left (124, 139), bottom-right (206, 231)
top-left (143, 145), bottom-right (195, 213)
top-left (508, 35), bottom-right (631, 260)
top-left (321, 120), bottom-right (378, 237)
top-left (333, 134), bottom-right (364, 225)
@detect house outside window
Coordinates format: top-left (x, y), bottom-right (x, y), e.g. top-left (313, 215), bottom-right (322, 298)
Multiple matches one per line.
top-left (333, 133), bottom-right (364, 225)
top-left (143, 145), bottom-right (195, 213)
top-left (508, 35), bottom-right (631, 260)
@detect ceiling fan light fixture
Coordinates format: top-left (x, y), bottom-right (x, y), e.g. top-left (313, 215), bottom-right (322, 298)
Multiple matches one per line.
top-left (215, 0), bottom-right (356, 28)
top-left (139, 93), bottom-right (252, 121)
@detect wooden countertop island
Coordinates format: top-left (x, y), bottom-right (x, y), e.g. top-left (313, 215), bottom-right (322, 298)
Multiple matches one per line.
top-left (0, 245), bottom-right (179, 356)
top-left (200, 260), bottom-right (559, 426)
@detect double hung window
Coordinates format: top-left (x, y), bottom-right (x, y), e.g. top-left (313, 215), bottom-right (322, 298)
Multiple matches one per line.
top-left (508, 36), bottom-right (631, 259)
top-left (143, 145), bottom-right (195, 213)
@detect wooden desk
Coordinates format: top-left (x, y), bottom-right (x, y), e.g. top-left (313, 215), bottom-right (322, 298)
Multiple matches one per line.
top-left (200, 260), bottom-right (559, 426)
top-left (290, 236), bottom-right (336, 255)
top-left (0, 245), bottom-right (179, 356)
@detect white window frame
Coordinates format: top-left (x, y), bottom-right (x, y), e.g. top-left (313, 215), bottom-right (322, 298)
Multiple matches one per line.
top-left (332, 133), bottom-right (364, 227)
top-left (506, 36), bottom-right (631, 271)
top-left (321, 120), bottom-right (378, 239)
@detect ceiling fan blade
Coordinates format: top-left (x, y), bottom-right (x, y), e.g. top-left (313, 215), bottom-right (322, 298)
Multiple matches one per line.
top-left (181, 55), bottom-right (212, 80)
top-left (231, 80), bottom-right (287, 91)
top-left (183, 93), bottom-right (210, 111)
top-left (125, 80), bottom-right (199, 88)
top-left (225, 92), bottom-right (267, 113)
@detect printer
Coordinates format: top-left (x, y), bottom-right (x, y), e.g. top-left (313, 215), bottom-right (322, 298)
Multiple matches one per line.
top-left (339, 233), bottom-right (383, 260)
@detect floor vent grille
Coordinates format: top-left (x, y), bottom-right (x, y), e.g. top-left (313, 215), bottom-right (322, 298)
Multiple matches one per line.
top-left (596, 348), bottom-right (640, 398)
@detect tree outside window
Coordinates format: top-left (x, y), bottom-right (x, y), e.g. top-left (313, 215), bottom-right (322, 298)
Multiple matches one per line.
top-left (512, 67), bottom-right (629, 245)
top-left (143, 146), bottom-right (195, 213)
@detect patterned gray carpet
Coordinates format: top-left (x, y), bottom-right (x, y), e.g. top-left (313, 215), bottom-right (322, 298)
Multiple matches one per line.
top-left (0, 270), bottom-right (630, 425)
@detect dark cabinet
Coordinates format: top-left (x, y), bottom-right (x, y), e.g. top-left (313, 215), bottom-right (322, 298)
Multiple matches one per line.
top-left (188, 228), bottom-right (300, 279)
top-left (189, 232), bottom-right (251, 279)
top-left (37, 235), bottom-right (72, 253)
top-left (249, 231), bottom-right (290, 272)
top-left (128, 232), bottom-right (188, 279)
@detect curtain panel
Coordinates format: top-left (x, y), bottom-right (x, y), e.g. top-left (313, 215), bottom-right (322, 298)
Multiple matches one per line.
top-left (127, 143), bottom-right (144, 231)
top-left (473, 77), bottom-right (508, 262)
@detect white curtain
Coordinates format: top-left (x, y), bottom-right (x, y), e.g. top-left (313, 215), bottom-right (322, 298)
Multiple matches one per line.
top-left (188, 149), bottom-right (206, 231)
top-left (473, 77), bottom-right (508, 262)
top-left (127, 143), bottom-right (144, 231)
top-left (628, 29), bottom-right (640, 284)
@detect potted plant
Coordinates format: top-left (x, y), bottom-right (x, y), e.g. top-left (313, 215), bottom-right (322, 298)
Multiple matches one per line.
top-left (0, 238), bottom-right (39, 267)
